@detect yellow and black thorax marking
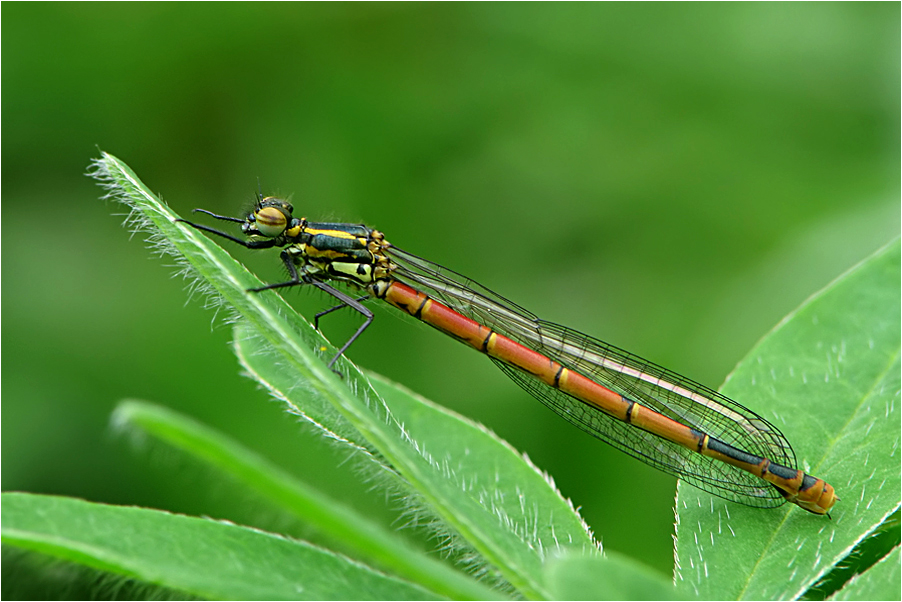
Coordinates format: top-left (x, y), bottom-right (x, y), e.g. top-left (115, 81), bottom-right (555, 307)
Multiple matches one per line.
top-left (283, 222), bottom-right (395, 288)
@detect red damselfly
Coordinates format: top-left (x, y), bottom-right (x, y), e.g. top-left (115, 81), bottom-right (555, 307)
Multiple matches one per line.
top-left (178, 196), bottom-right (837, 516)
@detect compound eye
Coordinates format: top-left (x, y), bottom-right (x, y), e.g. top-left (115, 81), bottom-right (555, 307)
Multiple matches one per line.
top-left (254, 206), bottom-right (289, 237)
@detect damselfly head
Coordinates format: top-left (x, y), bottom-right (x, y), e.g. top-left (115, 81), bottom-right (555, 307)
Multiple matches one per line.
top-left (243, 196), bottom-right (294, 238)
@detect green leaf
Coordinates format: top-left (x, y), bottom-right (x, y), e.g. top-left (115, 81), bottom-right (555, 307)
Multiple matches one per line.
top-left (1, 492), bottom-right (440, 600)
top-left (804, 509), bottom-right (900, 599)
top-left (367, 366), bottom-right (595, 557)
top-left (112, 399), bottom-right (497, 601)
top-left (675, 239), bottom-right (901, 600)
top-left (542, 550), bottom-right (683, 601)
top-left (829, 545), bottom-right (901, 602)
top-left (93, 152), bottom-right (898, 600)
top-left (91, 151), bottom-right (596, 599)
top-left (234, 322), bottom-right (598, 593)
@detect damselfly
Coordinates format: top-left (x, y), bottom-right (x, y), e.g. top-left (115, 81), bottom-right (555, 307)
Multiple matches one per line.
top-left (178, 196), bottom-right (837, 516)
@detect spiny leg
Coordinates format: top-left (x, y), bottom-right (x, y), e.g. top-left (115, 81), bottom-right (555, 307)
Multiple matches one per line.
top-left (314, 296), bottom-right (371, 330)
top-left (175, 218), bottom-right (280, 250)
top-left (249, 249), bottom-right (304, 292)
top-left (305, 280), bottom-right (374, 369)
top-left (177, 213), bottom-right (373, 370)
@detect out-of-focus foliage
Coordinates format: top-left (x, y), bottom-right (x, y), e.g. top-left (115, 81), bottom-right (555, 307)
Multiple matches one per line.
top-left (3, 4), bottom-right (899, 595)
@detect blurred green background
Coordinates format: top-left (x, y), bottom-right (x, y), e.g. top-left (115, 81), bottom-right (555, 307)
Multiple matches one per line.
top-left (3, 2), bottom-right (899, 589)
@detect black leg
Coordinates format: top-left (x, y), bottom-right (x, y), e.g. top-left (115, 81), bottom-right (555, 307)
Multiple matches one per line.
top-left (176, 219), bottom-right (279, 250)
top-left (314, 295), bottom-right (371, 330)
top-left (306, 280), bottom-right (375, 369)
top-left (192, 208), bottom-right (245, 223)
top-left (248, 250), bottom-right (303, 292)
top-left (179, 214), bottom-right (371, 371)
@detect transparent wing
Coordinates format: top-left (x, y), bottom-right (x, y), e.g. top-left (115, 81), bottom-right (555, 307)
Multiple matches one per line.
top-left (385, 245), bottom-right (795, 507)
